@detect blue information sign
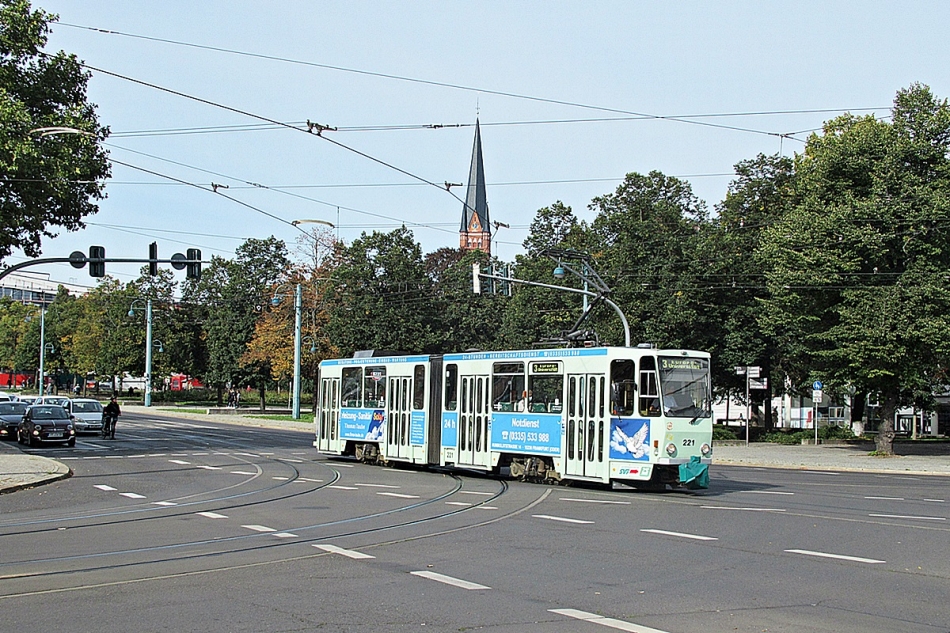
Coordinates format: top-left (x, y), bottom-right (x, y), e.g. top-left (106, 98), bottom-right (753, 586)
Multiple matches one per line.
top-left (812, 380), bottom-right (823, 391)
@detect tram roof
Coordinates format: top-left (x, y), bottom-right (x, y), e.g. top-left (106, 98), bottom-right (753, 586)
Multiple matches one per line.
top-left (319, 347), bottom-right (708, 367)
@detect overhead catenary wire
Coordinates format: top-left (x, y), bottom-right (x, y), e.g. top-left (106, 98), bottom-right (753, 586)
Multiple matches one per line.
top-left (58, 22), bottom-right (887, 143)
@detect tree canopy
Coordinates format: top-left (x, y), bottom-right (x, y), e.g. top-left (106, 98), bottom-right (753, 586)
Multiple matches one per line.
top-left (0, 0), bottom-right (110, 262)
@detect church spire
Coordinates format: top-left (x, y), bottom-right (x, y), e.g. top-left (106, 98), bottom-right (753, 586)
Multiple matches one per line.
top-left (460, 119), bottom-right (491, 253)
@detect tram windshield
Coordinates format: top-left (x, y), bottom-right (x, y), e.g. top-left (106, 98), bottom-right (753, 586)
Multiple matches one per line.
top-left (658, 357), bottom-right (711, 418)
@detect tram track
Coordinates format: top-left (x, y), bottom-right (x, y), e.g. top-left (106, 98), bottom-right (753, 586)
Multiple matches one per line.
top-left (0, 469), bottom-right (514, 591)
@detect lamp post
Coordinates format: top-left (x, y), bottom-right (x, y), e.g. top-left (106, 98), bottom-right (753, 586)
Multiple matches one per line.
top-left (37, 305), bottom-right (55, 397)
top-left (128, 299), bottom-right (154, 406)
top-left (272, 283), bottom-right (303, 419)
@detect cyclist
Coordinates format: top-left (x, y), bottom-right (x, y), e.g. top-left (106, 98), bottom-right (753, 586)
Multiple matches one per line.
top-left (103, 396), bottom-right (121, 439)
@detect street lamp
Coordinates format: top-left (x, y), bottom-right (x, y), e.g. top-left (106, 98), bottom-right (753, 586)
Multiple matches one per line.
top-left (29, 126), bottom-right (97, 138)
top-left (291, 219), bottom-right (334, 228)
top-left (128, 299), bottom-right (154, 406)
top-left (272, 283), bottom-right (303, 419)
top-left (37, 305), bottom-right (55, 397)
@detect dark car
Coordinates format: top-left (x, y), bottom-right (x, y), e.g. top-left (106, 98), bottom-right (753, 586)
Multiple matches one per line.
top-left (18, 405), bottom-right (76, 447)
top-left (0, 401), bottom-right (28, 440)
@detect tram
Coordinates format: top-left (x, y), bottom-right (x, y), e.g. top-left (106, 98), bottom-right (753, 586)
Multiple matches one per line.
top-left (314, 345), bottom-right (712, 489)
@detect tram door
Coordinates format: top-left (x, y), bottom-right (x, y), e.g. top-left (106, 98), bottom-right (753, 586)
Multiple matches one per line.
top-left (387, 375), bottom-right (412, 460)
top-left (317, 377), bottom-right (339, 452)
top-left (565, 374), bottom-right (607, 478)
top-left (458, 374), bottom-right (490, 468)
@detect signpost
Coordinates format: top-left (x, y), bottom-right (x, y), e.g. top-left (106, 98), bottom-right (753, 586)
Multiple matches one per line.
top-left (812, 381), bottom-right (823, 444)
top-left (735, 365), bottom-right (762, 445)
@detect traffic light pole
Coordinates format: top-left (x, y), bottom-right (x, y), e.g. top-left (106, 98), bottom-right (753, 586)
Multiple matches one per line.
top-left (0, 254), bottom-right (205, 281)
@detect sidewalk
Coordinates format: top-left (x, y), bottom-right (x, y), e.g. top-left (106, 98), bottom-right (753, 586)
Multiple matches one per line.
top-left (712, 441), bottom-right (950, 476)
top-left (2, 409), bottom-right (948, 495)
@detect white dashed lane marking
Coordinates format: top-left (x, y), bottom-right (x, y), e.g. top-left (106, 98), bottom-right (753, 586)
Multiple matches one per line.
top-left (641, 529), bottom-right (718, 541)
top-left (313, 544), bottom-right (375, 559)
top-left (550, 608), bottom-right (672, 633)
top-left (785, 549), bottom-right (885, 564)
top-left (242, 525), bottom-right (276, 533)
top-left (410, 571), bottom-right (490, 590)
top-left (119, 492), bottom-right (146, 499)
top-left (533, 515), bottom-right (594, 524)
top-left (701, 506), bottom-right (786, 512)
top-left (197, 512), bottom-right (228, 519)
top-left (93, 485), bottom-right (117, 491)
top-left (868, 513), bottom-right (946, 521)
top-left (561, 497), bottom-right (631, 505)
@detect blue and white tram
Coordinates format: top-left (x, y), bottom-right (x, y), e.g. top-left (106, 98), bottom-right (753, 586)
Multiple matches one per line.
top-left (314, 346), bottom-right (712, 489)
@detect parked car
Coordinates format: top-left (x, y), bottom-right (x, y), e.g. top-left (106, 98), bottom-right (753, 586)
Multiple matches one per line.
top-left (0, 401), bottom-right (28, 440)
top-left (0, 391), bottom-right (13, 402)
top-left (66, 398), bottom-right (104, 433)
top-left (16, 395), bottom-right (38, 407)
top-left (18, 405), bottom-right (76, 447)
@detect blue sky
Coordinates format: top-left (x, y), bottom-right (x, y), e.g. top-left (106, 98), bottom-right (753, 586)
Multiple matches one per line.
top-left (10, 1), bottom-right (950, 287)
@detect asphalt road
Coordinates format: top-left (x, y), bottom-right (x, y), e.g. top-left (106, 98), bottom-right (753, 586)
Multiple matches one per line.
top-left (1, 410), bottom-right (948, 633)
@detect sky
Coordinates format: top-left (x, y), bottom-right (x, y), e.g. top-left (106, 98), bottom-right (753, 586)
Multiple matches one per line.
top-left (9, 1), bottom-right (950, 289)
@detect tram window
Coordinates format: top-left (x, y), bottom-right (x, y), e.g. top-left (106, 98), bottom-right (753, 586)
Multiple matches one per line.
top-left (364, 366), bottom-right (387, 407)
top-left (598, 420), bottom-right (604, 461)
top-left (528, 375), bottom-right (563, 413)
top-left (492, 362), bottom-right (525, 412)
top-left (587, 419), bottom-right (596, 461)
top-left (412, 365), bottom-right (426, 409)
top-left (342, 368), bottom-right (362, 407)
top-left (610, 360), bottom-right (637, 416)
top-left (444, 364), bottom-right (458, 411)
top-left (639, 356), bottom-right (660, 416)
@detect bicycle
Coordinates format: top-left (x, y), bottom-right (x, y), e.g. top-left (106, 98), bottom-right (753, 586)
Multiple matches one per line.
top-left (101, 413), bottom-right (117, 439)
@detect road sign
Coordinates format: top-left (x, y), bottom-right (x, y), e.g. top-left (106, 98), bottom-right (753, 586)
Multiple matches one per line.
top-left (749, 378), bottom-right (768, 390)
top-left (748, 366), bottom-right (761, 378)
top-left (813, 380), bottom-right (823, 391)
top-left (813, 390), bottom-right (823, 403)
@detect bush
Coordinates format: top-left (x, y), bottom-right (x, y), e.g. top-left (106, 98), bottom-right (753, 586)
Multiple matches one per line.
top-left (713, 425), bottom-right (739, 440)
top-left (761, 431), bottom-right (803, 445)
top-left (819, 424), bottom-right (855, 440)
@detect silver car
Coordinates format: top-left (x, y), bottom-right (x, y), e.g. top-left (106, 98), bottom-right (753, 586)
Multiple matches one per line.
top-left (66, 398), bottom-right (104, 433)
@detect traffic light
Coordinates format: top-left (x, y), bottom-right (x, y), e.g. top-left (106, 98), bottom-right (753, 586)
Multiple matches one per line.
top-left (186, 248), bottom-right (201, 280)
top-left (148, 242), bottom-right (158, 276)
top-left (88, 245), bottom-right (105, 277)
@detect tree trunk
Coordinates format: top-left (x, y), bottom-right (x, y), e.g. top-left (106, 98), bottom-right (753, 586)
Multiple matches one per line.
top-left (259, 381), bottom-right (266, 412)
top-left (875, 392), bottom-right (898, 455)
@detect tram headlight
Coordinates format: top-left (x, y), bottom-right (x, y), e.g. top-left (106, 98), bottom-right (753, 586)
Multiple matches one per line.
top-left (665, 442), bottom-right (677, 457)
top-left (701, 443), bottom-right (711, 456)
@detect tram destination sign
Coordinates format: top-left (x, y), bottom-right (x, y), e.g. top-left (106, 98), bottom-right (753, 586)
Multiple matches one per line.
top-left (661, 358), bottom-right (704, 370)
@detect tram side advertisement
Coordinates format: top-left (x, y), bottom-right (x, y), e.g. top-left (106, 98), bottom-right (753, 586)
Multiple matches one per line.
top-left (340, 408), bottom-right (385, 440)
top-left (490, 412), bottom-right (561, 455)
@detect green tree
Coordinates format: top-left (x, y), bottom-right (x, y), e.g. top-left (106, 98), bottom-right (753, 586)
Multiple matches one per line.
top-left (758, 84), bottom-right (950, 454)
top-left (0, 297), bottom-right (34, 384)
top-left (0, 0), bottom-right (110, 262)
top-left (188, 237), bottom-right (289, 405)
top-left (703, 154), bottom-right (796, 421)
top-left (326, 227), bottom-right (435, 356)
top-left (589, 171), bottom-right (708, 348)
